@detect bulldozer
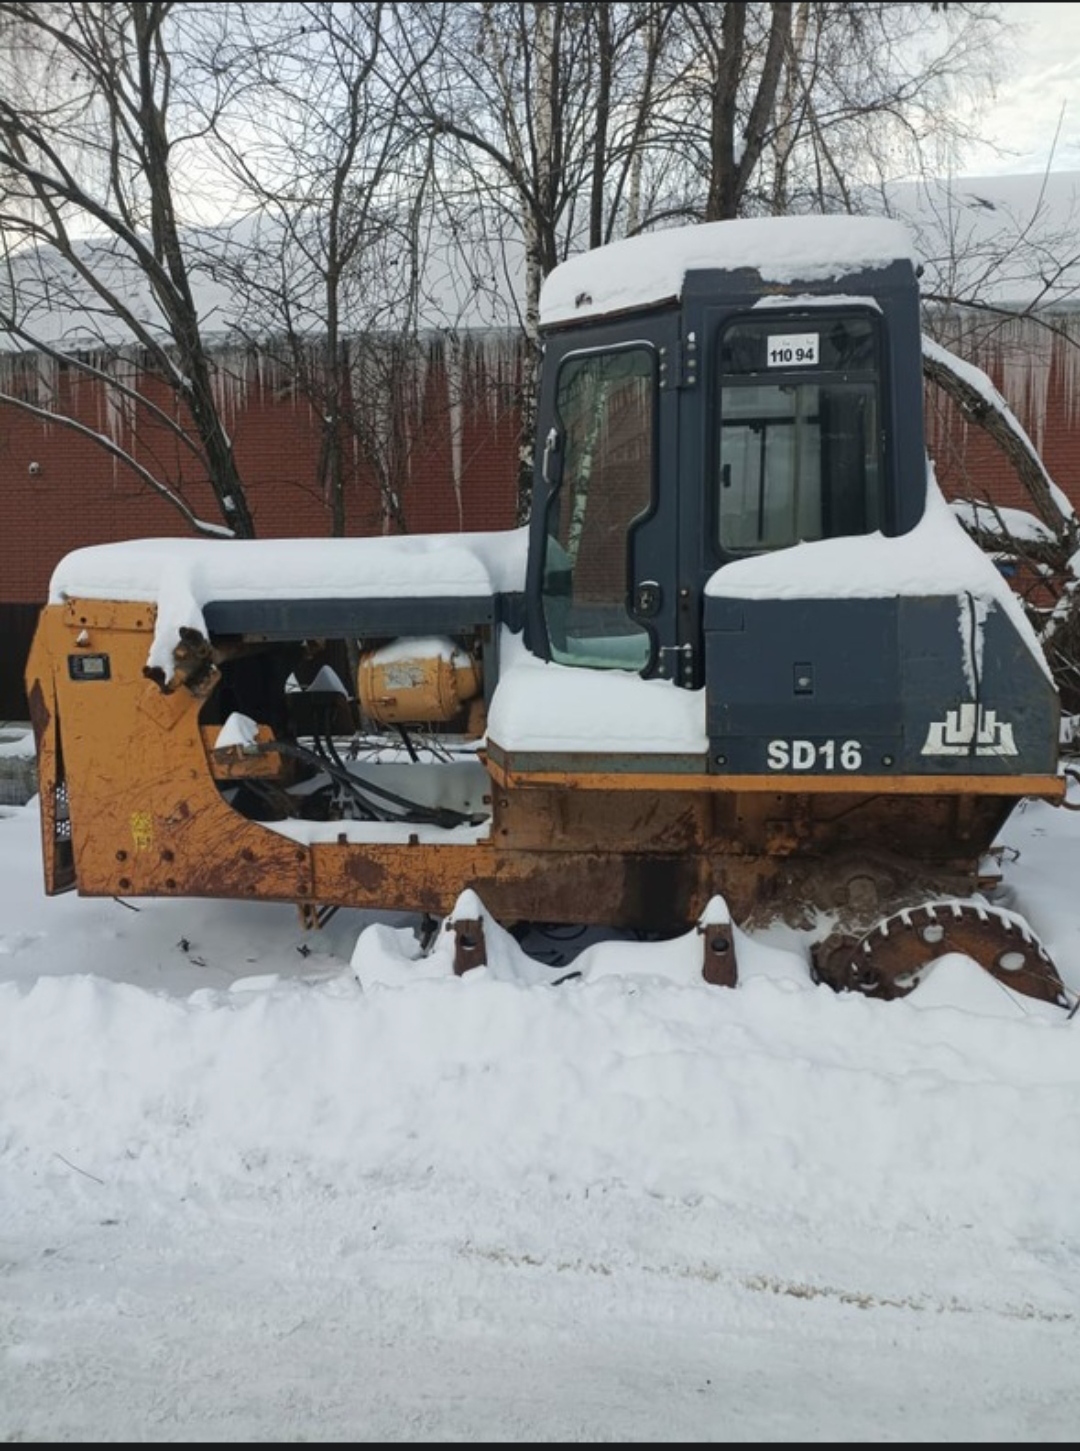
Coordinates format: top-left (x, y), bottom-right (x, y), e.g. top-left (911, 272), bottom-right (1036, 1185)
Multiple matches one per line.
top-left (23, 214), bottom-right (1076, 1007)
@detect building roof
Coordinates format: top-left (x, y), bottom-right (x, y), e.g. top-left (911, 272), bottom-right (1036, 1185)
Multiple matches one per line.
top-left (883, 170), bottom-right (1080, 311)
top-left (4, 172), bottom-right (1080, 364)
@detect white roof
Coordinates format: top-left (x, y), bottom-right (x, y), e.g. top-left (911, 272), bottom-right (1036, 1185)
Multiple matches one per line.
top-left (7, 175), bottom-right (1080, 361)
top-left (884, 170), bottom-right (1080, 309)
top-left (0, 214), bottom-right (526, 355)
top-left (539, 216), bottom-right (918, 327)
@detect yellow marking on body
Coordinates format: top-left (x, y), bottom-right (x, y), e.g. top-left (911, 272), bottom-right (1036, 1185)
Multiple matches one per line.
top-left (130, 811), bottom-right (154, 851)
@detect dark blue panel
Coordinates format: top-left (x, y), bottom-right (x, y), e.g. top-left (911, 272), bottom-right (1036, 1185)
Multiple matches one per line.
top-left (705, 593), bottom-right (1059, 776)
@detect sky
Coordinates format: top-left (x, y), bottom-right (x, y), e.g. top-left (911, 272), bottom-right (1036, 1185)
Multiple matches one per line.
top-left (966, 3), bottom-right (1080, 175)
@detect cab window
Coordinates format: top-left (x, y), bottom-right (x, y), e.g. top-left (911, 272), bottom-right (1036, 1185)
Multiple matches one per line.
top-left (717, 313), bottom-right (883, 552)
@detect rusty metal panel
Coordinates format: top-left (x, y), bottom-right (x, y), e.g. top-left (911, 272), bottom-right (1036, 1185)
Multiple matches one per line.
top-left (201, 725), bottom-right (291, 780)
top-left (491, 784), bottom-right (713, 853)
top-left (63, 599), bottom-right (158, 633)
top-left (24, 610), bottom-right (75, 895)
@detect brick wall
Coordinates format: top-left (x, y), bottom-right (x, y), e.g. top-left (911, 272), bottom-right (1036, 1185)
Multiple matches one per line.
top-left (924, 310), bottom-right (1080, 515)
top-left (0, 335), bottom-right (523, 714)
top-left (0, 336), bottom-right (523, 605)
top-left (3, 313), bottom-right (1079, 715)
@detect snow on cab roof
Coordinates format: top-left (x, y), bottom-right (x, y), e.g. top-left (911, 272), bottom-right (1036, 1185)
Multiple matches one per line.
top-left (540, 215), bottom-right (918, 327)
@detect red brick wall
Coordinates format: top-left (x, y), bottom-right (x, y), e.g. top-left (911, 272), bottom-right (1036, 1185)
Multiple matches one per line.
top-left (6, 310), bottom-right (1076, 719)
top-left (0, 337), bottom-right (523, 607)
top-left (3, 317), bottom-right (1078, 624)
top-left (926, 383), bottom-right (1080, 514)
top-left (924, 312), bottom-right (1080, 516)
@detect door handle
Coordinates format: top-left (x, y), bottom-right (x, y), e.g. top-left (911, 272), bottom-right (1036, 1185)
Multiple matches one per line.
top-left (541, 427), bottom-right (561, 486)
top-left (635, 580), bottom-right (662, 617)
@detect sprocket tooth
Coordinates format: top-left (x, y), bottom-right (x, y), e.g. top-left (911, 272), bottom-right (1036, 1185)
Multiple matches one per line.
top-left (812, 900), bottom-right (1070, 1009)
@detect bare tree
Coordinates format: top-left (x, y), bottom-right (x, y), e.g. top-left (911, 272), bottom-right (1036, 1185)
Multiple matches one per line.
top-left (194, 1), bottom-right (454, 536)
top-left (0, 2), bottom-right (1012, 537)
top-left (405, 1), bottom-right (680, 520)
top-left (0, 1), bottom-right (256, 536)
top-left (676, 2), bottom-right (794, 221)
top-left (404, 2), bottom-right (1005, 519)
top-left (636, 2), bottom-right (1004, 223)
top-left (899, 166), bottom-right (1080, 713)
top-left (763, 2), bottom-right (1002, 215)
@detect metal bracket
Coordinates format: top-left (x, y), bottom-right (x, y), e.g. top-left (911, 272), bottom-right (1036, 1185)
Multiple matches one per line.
top-left (451, 916), bottom-right (488, 975)
top-left (658, 641), bottom-right (695, 684)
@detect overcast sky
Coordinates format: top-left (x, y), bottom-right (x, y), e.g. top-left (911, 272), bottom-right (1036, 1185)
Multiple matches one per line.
top-left (963, 2), bottom-right (1080, 176)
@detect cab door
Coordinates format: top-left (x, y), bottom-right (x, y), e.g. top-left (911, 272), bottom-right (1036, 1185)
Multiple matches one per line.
top-left (525, 310), bottom-right (685, 681)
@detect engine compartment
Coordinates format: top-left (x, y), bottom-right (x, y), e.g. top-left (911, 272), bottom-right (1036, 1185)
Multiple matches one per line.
top-left (199, 632), bottom-right (494, 833)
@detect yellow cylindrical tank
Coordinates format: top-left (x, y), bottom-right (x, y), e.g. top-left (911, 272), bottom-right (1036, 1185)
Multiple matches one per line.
top-left (357, 636), bottom-right (482, 725)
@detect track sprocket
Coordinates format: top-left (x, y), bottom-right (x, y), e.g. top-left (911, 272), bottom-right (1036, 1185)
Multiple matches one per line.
top-left (812, 899), bottom-right (1071, 1008)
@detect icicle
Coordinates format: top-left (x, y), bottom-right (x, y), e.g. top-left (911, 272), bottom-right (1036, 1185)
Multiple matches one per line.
top-left (446, 329), bottom-right (464, 530)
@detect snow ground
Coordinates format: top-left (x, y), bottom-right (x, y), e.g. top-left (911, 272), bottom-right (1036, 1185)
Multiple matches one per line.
top-left (2, 780), bottom-right (1080, 1443)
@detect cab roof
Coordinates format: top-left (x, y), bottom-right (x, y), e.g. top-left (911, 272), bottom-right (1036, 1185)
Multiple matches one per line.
top-left (539, 215), bottom-right (918, 329)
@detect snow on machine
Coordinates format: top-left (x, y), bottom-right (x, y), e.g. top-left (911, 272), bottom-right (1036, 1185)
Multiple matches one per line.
top-left (24, 215), bottom-right (1075, 1006)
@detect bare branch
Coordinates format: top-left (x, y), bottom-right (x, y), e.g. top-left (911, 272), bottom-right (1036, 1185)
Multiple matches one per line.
top-left (0, 387), bottom-right (232, 537)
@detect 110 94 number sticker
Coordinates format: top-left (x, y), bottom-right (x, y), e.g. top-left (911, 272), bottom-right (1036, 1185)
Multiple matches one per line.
top-left (767, 739), bottom-right (863, 771)
top-left (766, 332), bottom-right (819, 367)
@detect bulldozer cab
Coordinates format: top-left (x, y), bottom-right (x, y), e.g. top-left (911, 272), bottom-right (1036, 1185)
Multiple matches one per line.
top-left (525, 247), bottom-right (927, 692)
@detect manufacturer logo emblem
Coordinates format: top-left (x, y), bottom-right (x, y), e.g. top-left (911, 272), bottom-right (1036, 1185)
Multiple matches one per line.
top-left (921, 703), bottom-right (1017, 757)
